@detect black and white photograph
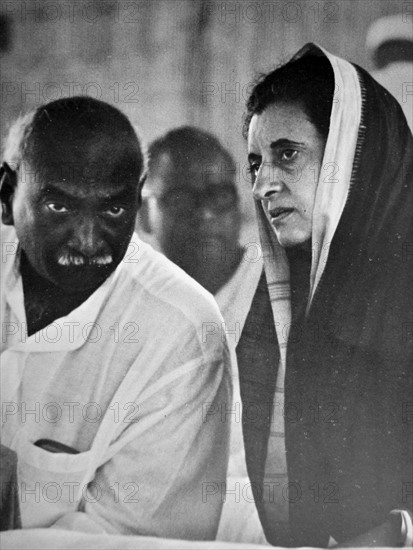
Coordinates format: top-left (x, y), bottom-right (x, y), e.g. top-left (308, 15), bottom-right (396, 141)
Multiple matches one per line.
top-left (0, 0), bottom-right (412, 548)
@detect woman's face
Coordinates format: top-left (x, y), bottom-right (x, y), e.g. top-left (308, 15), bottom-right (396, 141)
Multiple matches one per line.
top-left (247, 102), bottom-right (326, 248)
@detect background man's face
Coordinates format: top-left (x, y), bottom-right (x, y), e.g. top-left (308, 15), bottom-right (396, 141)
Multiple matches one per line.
top-left (11, 133), bottom-right (142, 293)
top-left (146, 151), bottom-right (241, 274)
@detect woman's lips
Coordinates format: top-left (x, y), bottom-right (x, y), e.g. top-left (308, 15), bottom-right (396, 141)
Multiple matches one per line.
top-left (269, 207), bottom-right (294, 223)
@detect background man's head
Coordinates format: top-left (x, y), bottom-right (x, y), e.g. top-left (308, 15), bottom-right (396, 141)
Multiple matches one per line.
top-left (366, 14), bottom-right (413, 69)
top-left (138, 126), bottom-right (241, 291)
top-left (1, 96), bottom-right (146, 293)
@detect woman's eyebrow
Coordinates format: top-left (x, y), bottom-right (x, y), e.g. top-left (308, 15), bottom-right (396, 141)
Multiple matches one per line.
top-left (270, 138), bottom-right (305, 149)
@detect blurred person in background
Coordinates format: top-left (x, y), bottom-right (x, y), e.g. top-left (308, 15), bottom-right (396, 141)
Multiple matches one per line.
top-left (139, 127), bottom-right (246, 295)
top-left (137, 126), bottom-right (265, 544)
top-left (366, 13), bottom-right (413, 130)
top-left (239, 43), bottom-right (412, 546)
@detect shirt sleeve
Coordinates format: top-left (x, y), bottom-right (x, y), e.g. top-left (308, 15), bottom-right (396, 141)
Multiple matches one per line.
top-left (78, 332), bottom-right (232, 539)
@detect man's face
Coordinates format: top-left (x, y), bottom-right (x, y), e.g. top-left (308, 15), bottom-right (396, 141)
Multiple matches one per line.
top-left (9, 134), bottom-right (142, 293)
top-left (145, 152), bottom-right (241, 273)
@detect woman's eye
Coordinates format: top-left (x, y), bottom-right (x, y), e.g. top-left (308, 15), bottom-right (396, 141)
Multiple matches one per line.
top-left (47, 203), bottom-right (69, 213)
top-left (248, 163), bottom-right (260, 177)
top-left (281, 149), bottom-right (298, 162)
top-left (105, 206), bottom-right (126, 218)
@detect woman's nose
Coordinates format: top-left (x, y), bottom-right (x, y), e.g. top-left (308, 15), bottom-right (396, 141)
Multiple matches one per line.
top-left (252, 164), bottom-right (284, 201)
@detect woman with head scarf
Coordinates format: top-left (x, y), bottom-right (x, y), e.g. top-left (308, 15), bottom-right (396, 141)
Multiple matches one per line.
top-left (238, 43), bottom-right (412, 546)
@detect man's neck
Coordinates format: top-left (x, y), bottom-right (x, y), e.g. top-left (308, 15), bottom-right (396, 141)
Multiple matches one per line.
top-left (186, 244), bottom-right (244, 296)
top-left (21, 254), bottom-right (96, 336)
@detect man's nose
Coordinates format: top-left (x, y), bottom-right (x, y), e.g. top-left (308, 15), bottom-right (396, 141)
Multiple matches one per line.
top-left (252, 164), bottom-right (284, 201)
top-left (199, 205), bottom-right (217, 221)
top-left (69, 218), bottom-right (105, 257)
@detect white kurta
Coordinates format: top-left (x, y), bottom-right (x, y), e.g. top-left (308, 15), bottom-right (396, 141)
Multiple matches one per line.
top-left (1, 227), bottom-right (232, 539)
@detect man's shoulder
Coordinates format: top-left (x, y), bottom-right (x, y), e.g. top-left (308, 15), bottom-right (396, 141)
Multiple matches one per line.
top-left (117, 233), bottom-right (224, 327)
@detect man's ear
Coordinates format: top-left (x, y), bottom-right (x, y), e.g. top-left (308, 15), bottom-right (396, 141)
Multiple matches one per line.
top-left (136, 172), bottom-right (147, 209)
top-left (0, 162), bottom-right (17, 225)
top-left (136, 173), bottom-right (154, 234)
top-left (137, 196), bottom-right (153, 235)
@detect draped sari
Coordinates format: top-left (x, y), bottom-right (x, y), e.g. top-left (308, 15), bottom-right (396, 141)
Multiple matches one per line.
top-left (237, 43), bottom-right (413, 546)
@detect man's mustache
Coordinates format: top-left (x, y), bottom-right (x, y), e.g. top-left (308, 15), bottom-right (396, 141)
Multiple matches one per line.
top-left (57, 250), bottom-right (113, 267)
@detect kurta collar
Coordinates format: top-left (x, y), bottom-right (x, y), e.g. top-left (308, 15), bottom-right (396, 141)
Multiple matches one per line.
top-left (2, 227), bottom-right (122, 352)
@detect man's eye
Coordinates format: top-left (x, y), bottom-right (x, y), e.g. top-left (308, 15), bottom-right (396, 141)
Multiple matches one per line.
top-left (281, 149), bottom-right (298, 161)
top-left (104, 206), bottom-right (126, 218)
top-left (47, 203), bottom-right (69, 213)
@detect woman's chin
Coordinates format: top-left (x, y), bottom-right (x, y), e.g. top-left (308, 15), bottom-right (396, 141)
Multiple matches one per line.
top-left (274, 230), bottom-right (310, 250)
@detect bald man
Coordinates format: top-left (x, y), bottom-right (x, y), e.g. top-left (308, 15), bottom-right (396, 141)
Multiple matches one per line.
top-left (1, 98), bottom-right (230, 537)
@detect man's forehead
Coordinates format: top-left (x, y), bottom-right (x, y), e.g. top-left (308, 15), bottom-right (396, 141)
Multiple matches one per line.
top-left (23, 158), bottom-right (137, 183)
top-left (32, 126), bottom-right (139, 162)
top-left (23, 133), bottom-right (141, 185)
top-left (28, 178), bottom-right (137, 204)
top-left (19, 158), bottom-right (139, 198)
